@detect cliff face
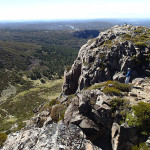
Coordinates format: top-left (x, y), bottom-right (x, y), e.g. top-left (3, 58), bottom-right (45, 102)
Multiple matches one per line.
top-left (63, 24), bottom-right (150, 95)
top-left (2, 25), bottom-right (150, 150)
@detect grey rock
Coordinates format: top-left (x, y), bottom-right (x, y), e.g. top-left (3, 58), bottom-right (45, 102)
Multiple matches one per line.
top-left (39, 111), bottom-right (50, 117)
top-left (132, 78), bottom-right (145, 85)
top-left (63, 25), bottom-right (150, 95)
top-left (113, 72), bottom-right (125, 83)
top-left (146, 137), bottom-right (150, 148)
top-left (43, 116), bottom-right (53, 126)
top-left (112, 123), bottom-right (120, 150)
top-left (112, 123), bottom-right (139, 150)
top-left (2, 122), bottom-right (101, 150)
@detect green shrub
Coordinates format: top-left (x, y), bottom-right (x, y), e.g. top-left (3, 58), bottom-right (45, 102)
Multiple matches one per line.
top-left (140, 34), bottom-right (149, 39)
top-left (122, 34), bottom-right (131, 40)
top-left (30, 73), bottom-right (37, 80)
top-left (58, 109), bottom-right (66, 121)
top-left (105, 40), bottom-right (112, 44)
top-left (104, 81), bottom-right (131, 92)
top-left (124, 34), bottom-right (131, 38)
top-left (134, 29), bottom-right (142, 33)
top-left (135, 42), bottom-right (147, 49)
top-left (103, 87), bottom-right (121, 96)
top-left (50, 104), bottom-right (66, 122)
top-left (49, 98), bottom-right (60, 107)
top-left (132, 102), bottom-right (150, 135)
top-left (0, 132), bottom-right (7, 148)
top-left (126, 113), bottom-right (138, 127)
top-left (114, 82), bottom-right (131, 92)
top-left (110, 98), bottom-right (130, 119)
top-left (88, 80), bottom-right (131, 94)
top-left (40, 79), bottom-right (46, 84)
top-left (132, 143), bottom-right (149, 150)
top-left (126, 102), bottom-right (150, 136)
top-left (103, 40), bottom-right (113, 48)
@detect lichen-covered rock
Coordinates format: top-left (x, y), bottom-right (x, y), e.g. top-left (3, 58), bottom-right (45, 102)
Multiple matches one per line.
top-left (2, 122), bottom-right (101, 150)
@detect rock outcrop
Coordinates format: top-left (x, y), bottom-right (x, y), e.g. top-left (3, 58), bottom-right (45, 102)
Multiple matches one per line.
top-left (64, 90), bottom-right (113, 150)
top-left (2, 25), bottom-right (150, 150)
top-left (2, 122), bottom-right (101, 150)
top-left (63, 24), bottom-right (150, 95)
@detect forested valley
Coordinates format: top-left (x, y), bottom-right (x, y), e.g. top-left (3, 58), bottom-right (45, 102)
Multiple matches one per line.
top-left (0, 22), bottom-right (101, 133)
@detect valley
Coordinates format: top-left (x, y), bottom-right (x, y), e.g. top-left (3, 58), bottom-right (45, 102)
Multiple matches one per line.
top-left (0, 78), bottom-right (63, 133)
top-left (0, 21), bottom-right (104, 133)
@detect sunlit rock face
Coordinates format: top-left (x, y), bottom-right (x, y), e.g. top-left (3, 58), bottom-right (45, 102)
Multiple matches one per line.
top-left (63, 24), bottom-right (150, 95)
top-left (2, 122), bottom-right (101, 150)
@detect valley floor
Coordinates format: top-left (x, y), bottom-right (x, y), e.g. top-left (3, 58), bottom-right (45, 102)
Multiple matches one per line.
top-left (0, 78), bottom-right (63, 133)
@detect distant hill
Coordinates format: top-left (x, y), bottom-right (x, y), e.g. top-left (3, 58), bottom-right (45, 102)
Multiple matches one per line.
top-left (0, 19), bottom-right (150, 30)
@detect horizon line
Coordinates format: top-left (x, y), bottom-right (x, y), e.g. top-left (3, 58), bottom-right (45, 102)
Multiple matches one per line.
top-left (0, 18), bottom-right (150, 23)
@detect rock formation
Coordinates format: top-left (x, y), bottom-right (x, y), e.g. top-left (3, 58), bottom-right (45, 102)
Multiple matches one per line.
top-left (2, 121), bottom-right (101, 150)
top-left (63, 24), bottom-right (150, 95)
top-left (1, 25), bottom-right (150, 150)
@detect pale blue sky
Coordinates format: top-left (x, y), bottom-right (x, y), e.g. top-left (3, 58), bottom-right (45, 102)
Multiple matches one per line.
top-left (0, 0), bottom-right (150, 21)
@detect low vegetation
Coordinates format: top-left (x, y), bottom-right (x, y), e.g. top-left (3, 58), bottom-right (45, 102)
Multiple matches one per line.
top-left (0, 132), bottom-right (7, 148)
top-left (110, 98), bottom-right (130, 119)
top-left (127, 102), bottom-right (150, 136)
top-left (50, 104), bottom-right (66, 122)
top-left (0, 28), bottom-right (89, 134)
top-left (0, 79), bottom-right (63, 133)
top-left (135, 42), bottom-right (147, 49)
top-left (103, 87), bottom-right (121, 96)
top-left (88, 80), bottom-right (131, 96)
top-left (132, 143), bottom-right (149, 150)
top-left (103, 40), bottom-right (113, 48)
top-left (121, 26), bottom-right (150, 50)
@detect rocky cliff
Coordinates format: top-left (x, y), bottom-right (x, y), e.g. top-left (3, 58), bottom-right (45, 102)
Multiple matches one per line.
top-left (1, 25), bottom-right (150, 150)
top-left (63, 24), bottom-right (150, 95)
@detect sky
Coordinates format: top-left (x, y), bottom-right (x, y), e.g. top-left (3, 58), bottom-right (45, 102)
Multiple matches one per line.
top-left (0, 0), bottom-right (150, 21)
